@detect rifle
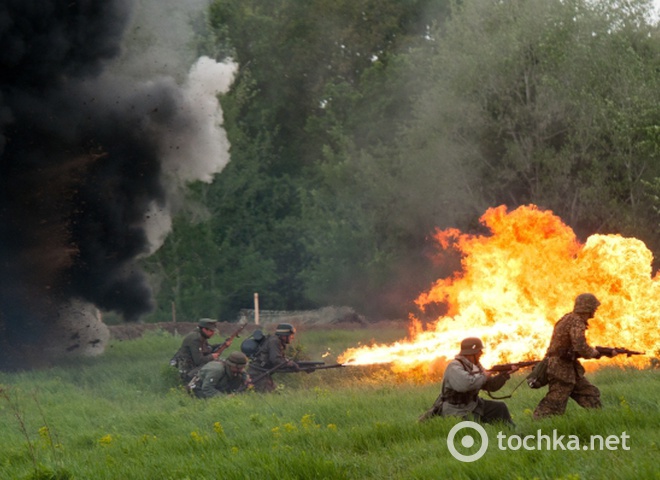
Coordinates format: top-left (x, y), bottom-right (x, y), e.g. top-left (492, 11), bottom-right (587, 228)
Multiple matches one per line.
top-left (211, 323), bottom-right (248, 355)
top-left (487, 360), bottom-right (541, 373)
top-left (595, 346), bottom-right (645, 358)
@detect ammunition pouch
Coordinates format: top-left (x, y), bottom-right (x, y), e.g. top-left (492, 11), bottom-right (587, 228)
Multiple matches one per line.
top-left (443, 389), bottom-right (478, 406)
top-left (526, 357), bottom-right (549, 389)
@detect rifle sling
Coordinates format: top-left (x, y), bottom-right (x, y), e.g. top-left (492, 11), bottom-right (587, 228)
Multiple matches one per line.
top-left (485, 376), bottom-right (527, 400)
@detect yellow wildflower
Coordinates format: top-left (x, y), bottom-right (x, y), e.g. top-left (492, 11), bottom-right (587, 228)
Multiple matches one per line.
top-left (99, 434), bottom-right (113, 446)
top-left (283, 423), bottom-right (297, 432)
top-left (190, 431), bottom-right (205, 443)
top-left (301, 413), bottom-right (320, 430)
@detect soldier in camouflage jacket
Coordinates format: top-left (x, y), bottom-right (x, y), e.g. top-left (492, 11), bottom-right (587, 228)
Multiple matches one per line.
top-left (533, 293), bottom-right (615, 419)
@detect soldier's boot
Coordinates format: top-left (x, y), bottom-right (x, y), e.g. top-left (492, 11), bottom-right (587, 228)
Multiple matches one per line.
top-left (418, 407), bottom-right (439, 422)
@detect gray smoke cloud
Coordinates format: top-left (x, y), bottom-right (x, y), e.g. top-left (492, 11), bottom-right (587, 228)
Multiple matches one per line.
top-left (0, 0), bottom-right (235, 368)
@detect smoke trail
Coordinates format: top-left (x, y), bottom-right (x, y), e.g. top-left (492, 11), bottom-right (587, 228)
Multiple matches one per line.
top-left (0, 0), bottom-right (235, 368)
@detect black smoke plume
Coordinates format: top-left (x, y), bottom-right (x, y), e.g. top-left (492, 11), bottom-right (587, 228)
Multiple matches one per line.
top-left (0, 0), bottom-right (234, 368)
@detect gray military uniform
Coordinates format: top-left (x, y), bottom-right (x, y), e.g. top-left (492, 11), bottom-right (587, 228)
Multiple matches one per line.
top-left (420, 355), bottom-right (513, 425)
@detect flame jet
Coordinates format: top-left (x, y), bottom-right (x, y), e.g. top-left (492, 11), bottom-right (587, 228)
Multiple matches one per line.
top-left (339, 205), bottom-right (658, 375)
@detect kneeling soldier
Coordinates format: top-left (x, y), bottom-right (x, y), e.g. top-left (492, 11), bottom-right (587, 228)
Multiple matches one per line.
top-left (194, 351), bottom-right (251, 398)
top-left (419, 337), bottom-right (517, 426)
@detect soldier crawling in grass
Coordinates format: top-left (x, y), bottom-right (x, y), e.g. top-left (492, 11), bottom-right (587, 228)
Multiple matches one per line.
top-left (190, 351), bottom-right (252, 398)
top-left (533, 293), bottom-right (616, 419)
top-left (419, 337), bottom-right (518, 427)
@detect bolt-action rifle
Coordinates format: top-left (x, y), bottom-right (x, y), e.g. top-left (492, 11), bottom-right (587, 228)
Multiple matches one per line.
top-left (211, 323), bottom-right (248, 355)
top-left (595, 346), bottom-right (645, 358)
top-left (487, 360), bottom-right (541, 373)
top-left (485, 360), bottom-right (544, 399)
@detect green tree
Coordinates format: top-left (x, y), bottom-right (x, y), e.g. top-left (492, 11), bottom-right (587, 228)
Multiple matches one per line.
top-left (403, 0), bottom-right (660, 240)
top-left (199, 0), bottom-right (451, 318)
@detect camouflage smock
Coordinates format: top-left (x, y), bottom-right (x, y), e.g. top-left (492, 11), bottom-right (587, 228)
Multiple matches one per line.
top-left (545, 312), bottom-right (600, 384)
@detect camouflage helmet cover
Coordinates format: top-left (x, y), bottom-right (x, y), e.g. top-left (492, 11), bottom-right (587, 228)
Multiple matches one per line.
top-left (573, 293), bottom-right (601, 314)
top-left (459, 337), bottom-right (484, 356)
top-left (226, 351), bottom-right (248, 367)
top-left (275, 323), bottom-right (296, 336)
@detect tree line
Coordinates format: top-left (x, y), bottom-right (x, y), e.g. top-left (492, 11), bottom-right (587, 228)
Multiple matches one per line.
top-left (140, 0), bottom-right (660, 323)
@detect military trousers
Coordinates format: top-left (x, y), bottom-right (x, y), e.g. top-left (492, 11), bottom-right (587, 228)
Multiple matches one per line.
top-left (533, 374), bottom-right (601, 419)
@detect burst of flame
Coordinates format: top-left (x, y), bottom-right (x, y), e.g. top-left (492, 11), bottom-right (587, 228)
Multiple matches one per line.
top-left (338, 205), bottom-right (659, 374)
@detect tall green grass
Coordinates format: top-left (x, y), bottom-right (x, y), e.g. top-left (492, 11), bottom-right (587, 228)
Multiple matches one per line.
top-left (0, 328), bottom-right (658, 480)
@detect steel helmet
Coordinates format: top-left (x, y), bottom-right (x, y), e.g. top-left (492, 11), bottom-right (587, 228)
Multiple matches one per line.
top-left (226, 351), bottom-right (248, 367)
top-left (459, 337), bottom-right (484, 356)
top-left (275, 323), bottom-right (296, 336)
top-left (573, 293), bottom-right (601, 314)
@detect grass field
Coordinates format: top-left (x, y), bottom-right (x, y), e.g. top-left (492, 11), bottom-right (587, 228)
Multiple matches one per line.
top-left (0, 326), bottom-right (658, 480)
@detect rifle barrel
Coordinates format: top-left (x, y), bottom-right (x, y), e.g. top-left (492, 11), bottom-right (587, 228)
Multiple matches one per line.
top-left (487, 360), bottom-right (540, 372)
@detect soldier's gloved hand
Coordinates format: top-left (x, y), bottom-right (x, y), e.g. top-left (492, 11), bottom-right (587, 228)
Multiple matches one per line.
top-left (592, 350), bottom-right (603, 359)
top-left (288, 361), bottom-right (300, 372)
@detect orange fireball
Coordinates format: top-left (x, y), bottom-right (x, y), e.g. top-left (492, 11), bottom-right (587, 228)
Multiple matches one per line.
top-left (339, 205), bottom-right (658, 374)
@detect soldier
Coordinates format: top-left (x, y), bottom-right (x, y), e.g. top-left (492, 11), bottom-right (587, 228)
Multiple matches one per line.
top-left (171, 318), bottom-right (224, 384)
top-left (419, 337), bottom-right (517, 426)
top-left (192, 351), bottom-right (251, 398)
top-left (533, 293), bottom-right (615, 419)
top-left (247, 323), bottom-right (300, 392)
